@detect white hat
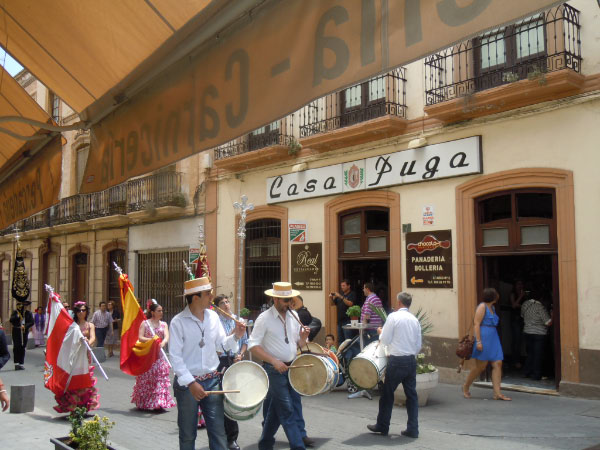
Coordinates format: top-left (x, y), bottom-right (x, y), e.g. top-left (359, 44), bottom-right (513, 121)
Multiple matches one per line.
top-left (264, 281), bottom-right (300, 298)
top-left (184, 277), bottom-right (212, 296)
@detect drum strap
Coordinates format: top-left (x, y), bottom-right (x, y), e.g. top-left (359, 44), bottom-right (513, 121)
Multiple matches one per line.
top-left (194, 370), bottom-right (219, 381)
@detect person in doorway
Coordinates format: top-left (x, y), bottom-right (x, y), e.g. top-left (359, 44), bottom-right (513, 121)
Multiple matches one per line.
top-left (131, 300), bottom-right (175, 410)
top-left (170, 277), bottom-right (246, 450)
top-left (104, 300), bottom-right (121, 357)
top-left (521, 288), bottom-right (553, 380)
top-left (462, 288), bottom-right (511, 401)
top-left (367, 292), bottom-right (421, 438)
top-left (361, 283), bottom-right (384, 345)
top-left (0, 375), bottom-right (9, 411)
top-left (249, 282), bottom-right (311, 450)
top-left (329, 279), bottom-right (356, 346)
top-left (509, 280), bottom-right (526, 369)
top-left (90, 301), bottom-right (112, 348)
top-left (9, 302), bottom-right (34, 370)
top-left (214, 294), bottom-right (248, 450)
top-left (33, 306), bottom-right (46, 346)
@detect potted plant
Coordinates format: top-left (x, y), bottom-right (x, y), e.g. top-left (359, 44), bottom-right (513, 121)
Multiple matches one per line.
top-left (239, 307), bottom-right (251, 319)
top-left (50, 407), bottom-right (116, 450)
top-left (346, 305), bottom-right (362, 326)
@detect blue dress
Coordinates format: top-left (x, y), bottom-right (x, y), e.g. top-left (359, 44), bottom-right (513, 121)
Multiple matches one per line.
top-left (471, 305), bottom-right (504, 362)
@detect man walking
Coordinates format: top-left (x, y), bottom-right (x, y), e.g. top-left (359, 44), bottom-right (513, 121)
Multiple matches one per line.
top-left (361, 282), bottom-right (384, 345)
top-left (249, 282), bottom-right (310, 450)
top-left (368, 292), bottom-right (421, 439)
top-left (329, 279), bottom-right (356, 346)
top-left (91, 301), bottom-right (112, 347)
top-left (170, 277), bottom-right (246, 450)
top-left (9, 302), bottom-right (34, 370)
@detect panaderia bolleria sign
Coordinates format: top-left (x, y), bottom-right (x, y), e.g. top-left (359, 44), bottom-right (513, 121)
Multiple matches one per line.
top-left (80, 0), bottom-right (559, 194)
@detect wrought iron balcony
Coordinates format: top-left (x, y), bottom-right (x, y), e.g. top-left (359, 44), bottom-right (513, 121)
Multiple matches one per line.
top-left (127, 171), bottom-right (184, 212)
top-left (82, 184), bottom-right (127, 219)
top-left (299, 68), bottom-right (407, 139)
top-left (424, 4), bottom-right (581, 106)
top-left (214, 116), bottom-right (296, 160)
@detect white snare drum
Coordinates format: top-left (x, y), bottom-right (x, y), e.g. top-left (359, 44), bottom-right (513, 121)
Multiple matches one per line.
top-left (288, 353), bottom-right (340, 396)
top-left (348, 340), bottom-right (388, 390)
top-left (222, 360), bottom-right (269, 421)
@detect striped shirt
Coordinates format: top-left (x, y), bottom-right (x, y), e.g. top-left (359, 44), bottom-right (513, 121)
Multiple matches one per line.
top-left (361, 293), bottom-right (384, 327)
top-left (521, 299), bottom-right (551, 335)
top-left (219, 314), bottom-right (249, 357)
top-left (91, 310), bottom-right (112, 329)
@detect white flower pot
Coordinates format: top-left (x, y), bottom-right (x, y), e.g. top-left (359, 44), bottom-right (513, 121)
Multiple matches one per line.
top-left (394, 369), bottom-right (438, 407)
top-left (350, 319), bottom-right (359, 327)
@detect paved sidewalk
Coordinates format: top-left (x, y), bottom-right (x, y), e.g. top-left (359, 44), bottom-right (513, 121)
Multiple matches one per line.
top-left (1, 346), bottom-right (599, 449)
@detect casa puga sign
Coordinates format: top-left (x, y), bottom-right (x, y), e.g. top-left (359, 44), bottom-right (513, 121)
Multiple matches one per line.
top-left (291, 243), bottom-right (322, 291)
top-left (267, 136), bottom-right (481, 204)
top-left (405, 230), bottom-right (453, 288)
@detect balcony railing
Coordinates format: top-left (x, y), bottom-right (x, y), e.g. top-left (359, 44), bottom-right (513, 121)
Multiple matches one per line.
top-left (214, 116), bottom-right (296, 160)
top-left (127, 171), bottom-right (184, 212)
top-left (424, 3), bottom-right (580, 106)
top-left (81, 184), bottom-right (127, 219)
top-left (299, 68), bottom-right (407, 139)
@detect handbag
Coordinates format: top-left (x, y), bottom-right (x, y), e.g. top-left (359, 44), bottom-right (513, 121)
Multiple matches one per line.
top-left (456, 334), bottom-right (474, 359)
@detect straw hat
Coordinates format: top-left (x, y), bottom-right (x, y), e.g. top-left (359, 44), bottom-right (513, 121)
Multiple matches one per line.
top-left (184, 277), bottom-right (213, 296)
top-left (264, 281), bottom-right (300, 298)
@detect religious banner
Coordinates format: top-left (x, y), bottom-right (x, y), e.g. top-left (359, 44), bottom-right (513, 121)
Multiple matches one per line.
top-left (405, 230), bottom-right (453, 288)
top-left (80, 1), bottom-right (558, 193)
top-left (291, 243), bottom-right (322, 291)
top-left (0, 137), bottom-right (62, 229)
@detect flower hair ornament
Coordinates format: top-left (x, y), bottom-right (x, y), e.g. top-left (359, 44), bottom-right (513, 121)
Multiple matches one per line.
top-left (146, 298), bottom-right (158, 311)
top-left (74, 301), bottom-right (86, 308)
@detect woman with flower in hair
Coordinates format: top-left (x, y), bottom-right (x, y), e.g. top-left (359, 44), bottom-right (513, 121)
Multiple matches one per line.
top-left (131, 299), bottom-right (175, 410)
top-left (53, 301), bottom-right (100, 413)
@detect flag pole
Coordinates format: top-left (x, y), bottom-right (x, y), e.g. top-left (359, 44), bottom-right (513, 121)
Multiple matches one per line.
top-left (144, 318), bottom-right (172, 368)
top-left (233, 195), bottom-right (253, 318)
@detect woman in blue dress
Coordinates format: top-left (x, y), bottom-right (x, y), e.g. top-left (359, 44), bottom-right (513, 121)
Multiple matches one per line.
top-left (462, 288), bottom-right (511, 401)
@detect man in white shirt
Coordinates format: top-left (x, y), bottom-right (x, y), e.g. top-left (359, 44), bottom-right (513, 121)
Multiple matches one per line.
top-left (367, 292), bottom-right (421, 439)
top-left (248, 282), bottom-right (310, 450)
top-left (170, 277), bottom-right (246, 450)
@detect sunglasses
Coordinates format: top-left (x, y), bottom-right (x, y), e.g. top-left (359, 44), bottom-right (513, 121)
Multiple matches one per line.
top-left (280, 298), bottom-right (292, 303)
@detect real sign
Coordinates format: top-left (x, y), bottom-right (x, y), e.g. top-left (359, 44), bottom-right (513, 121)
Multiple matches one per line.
top-left (267, 136), bottom-right (481, 204)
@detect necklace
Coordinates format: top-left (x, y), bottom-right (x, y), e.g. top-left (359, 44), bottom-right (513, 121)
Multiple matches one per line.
top-left (277, 315), bottom-right (289, 344)
top-left (195, 321), bottom-right (206, 348)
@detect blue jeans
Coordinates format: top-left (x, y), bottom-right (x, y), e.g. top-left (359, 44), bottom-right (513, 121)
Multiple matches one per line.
top-left (259, 364), bottom-right (305, 450)
top-left (262, 386), bottom-right (306, 438)
top-left (173, 376), bottom-right (227, 450)
top-left (376, 355), bottom-right (419, 436)
top-left (95, 327), bottom-right (108, 347)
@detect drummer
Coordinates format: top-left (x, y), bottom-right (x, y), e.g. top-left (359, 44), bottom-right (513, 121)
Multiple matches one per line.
top-left (248, 282), bottom-right (312, 450)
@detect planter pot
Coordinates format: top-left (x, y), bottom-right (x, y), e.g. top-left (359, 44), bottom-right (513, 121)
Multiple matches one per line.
top-left (350, 318), bottom-right (359, 326)
top-left (394, 369), bottom-right (438, 407)
top-left (51, 437), bottom-right (117, 450)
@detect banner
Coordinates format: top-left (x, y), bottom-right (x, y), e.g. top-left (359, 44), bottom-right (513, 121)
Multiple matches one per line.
top-left (81, 0), bottom-right (559, 193)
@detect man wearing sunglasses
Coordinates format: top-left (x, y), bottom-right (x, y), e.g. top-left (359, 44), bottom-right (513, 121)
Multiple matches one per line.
top-left (249, 282), bottom-right (311, 450)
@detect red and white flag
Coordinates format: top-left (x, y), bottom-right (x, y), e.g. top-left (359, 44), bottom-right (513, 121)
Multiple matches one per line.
top-left (44, 292), bottom-right (93, 395)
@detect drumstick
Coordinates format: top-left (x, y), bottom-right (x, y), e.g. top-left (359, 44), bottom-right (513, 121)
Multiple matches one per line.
top-left (288, 364), bottom-right (315, 369)
top-left (205, 390), bottom-right (241, 394)
top-left (213, 304), bottom-right (245, 326)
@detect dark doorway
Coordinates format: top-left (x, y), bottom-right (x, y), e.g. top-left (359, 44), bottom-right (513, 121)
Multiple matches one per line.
top-left (340, 259), bottom-right (390, 311)
top-left (479, 253), bottom-right (559, 388)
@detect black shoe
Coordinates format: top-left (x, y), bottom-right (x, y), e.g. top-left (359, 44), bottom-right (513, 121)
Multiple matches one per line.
top-left (367, 424), bottom-right (388, 436)
top-left (401, 430), bottom-right (418, 438)
top-left (15, 364), bottom-right (24, 371)
top-left (303, 436), bottom-right (315, 447)
top-left (227, 440), bottom-right (240, 450)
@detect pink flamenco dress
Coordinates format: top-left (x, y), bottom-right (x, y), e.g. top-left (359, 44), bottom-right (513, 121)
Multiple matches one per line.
top-left (53, 322), bottom-right (100, 413)
top-left (131, 321), bottom-right (176, 410)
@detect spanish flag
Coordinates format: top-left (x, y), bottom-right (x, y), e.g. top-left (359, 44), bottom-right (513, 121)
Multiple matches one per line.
top-left (119, 273), bottom-right (161, 376)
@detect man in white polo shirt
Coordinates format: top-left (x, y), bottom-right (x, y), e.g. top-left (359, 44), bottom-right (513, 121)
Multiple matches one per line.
top-left (367, 292), bottom-right (422, 439)
top-left (249, 282), bottom-right (310, 450)
top-left (170, 276), bottom-right (246, 450)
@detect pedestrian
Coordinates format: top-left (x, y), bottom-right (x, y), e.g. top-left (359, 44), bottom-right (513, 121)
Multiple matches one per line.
top-left (0, 375), bottom-right (9, 411)
top-left (367, 292), bottom-right (422, 438)
top-left (53, 301), bottom-right (100, 412)
top-left (169, 276), bottom-right (246, 450)
top-left (214, 294), bottom-right (248, 450)
top-left (9, 302), bottom-right (34, 370)
top-left (131, 300), bottom-right (175, 410)
top-left (90, 301), bottom-right (112, 348)
top-left (0, 327), bottom-right (10, 370)
top-left (361, 282), bottom-right (384, 344)
top-left (329, 279), bottom-right (356, 346)
top-left (463, 287), bottom-right (511, 401)
top-left (104, 300), bottom-right (121, 357)
top-left (521, 288), bottom-right (553, 380)
top-left (33, 306), bottom-right (46, 346)
top-left (248, 281), bottom-right (312, 450)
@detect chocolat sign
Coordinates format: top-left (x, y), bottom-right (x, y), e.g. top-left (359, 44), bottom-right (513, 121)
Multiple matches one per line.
top-left (405, 230), bottom-right (452, 288)
top-left (291, 243), bottom-right (322, 291)
top-left (267, 136), bottom-right (481, 204)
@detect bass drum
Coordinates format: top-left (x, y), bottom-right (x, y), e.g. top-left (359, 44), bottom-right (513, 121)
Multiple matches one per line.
top-left (222, 360), bottom-right (269, 421)
top-left (288, 353), bottom-right (340, 396)
top-left (348, 340), bottom-right (388, 390)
